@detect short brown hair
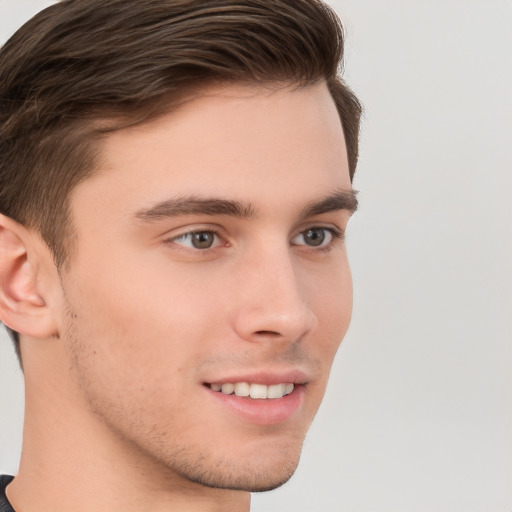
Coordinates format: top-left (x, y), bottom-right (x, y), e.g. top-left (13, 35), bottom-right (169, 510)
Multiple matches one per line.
top-left (0, 0), bottom-right (362, 354)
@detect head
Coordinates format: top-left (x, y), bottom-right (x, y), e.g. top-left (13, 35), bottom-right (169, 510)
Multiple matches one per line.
top-left (0, 0), bottom-right (361, 496)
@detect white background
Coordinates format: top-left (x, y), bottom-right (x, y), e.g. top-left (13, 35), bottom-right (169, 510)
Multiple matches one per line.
top-left (0, 1), bottom-right (511, 511)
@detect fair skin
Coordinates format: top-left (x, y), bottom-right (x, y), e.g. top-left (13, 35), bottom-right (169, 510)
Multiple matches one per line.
top-left (0, 82), bottom-right (356, 512)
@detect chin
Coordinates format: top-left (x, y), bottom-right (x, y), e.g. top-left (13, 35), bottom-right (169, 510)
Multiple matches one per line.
top-left (192, 460), bottom-right (300, 493)
top-left (170, 442), bottom-right (303, 493)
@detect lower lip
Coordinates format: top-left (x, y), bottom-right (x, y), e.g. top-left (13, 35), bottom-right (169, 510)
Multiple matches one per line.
top-left (205, 385), bottom-right (305, 426)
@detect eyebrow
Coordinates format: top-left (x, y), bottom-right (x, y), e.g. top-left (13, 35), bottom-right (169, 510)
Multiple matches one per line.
top-left (301, 189), bottom-right (358, 218)
top-left (135, 196), bottom-right (256, 221)
top-left (134, 189), bottom-right (358, 223)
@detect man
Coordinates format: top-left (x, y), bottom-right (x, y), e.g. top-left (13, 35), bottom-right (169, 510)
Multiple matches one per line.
top-left (0, 0), bottom-right (361, 510)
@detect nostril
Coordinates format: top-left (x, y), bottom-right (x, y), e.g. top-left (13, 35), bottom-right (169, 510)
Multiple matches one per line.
top-left (254, 330), bottom-right (281, 336)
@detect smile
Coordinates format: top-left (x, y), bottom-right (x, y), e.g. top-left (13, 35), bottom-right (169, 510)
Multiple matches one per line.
top-left (208, 382), bottom-right (295, 399)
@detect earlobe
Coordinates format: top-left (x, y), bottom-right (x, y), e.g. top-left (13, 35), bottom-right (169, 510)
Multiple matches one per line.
top-left (0, 214), bottom-right (58, 339)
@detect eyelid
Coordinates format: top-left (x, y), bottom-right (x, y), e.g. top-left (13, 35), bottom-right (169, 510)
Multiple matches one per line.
top-left (161, 222), bottom-right (344, 254)
top-left (163, 224), bottom-right (228, 252)
top-left (291, 225), bottom-right (345, 249)
top-left (293, 222), bottom-right (344, 239)
top-left (174, 230), bottom-right (222, 249)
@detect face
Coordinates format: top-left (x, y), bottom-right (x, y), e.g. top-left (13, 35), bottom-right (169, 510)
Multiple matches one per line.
top-left (57, 82), bottom-right (355, 492)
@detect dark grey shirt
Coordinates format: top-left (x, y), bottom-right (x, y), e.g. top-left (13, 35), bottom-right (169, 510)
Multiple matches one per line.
top-left (0, 476), bottom-right (15, 512)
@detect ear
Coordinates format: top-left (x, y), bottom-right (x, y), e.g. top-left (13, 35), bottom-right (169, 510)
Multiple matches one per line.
top-left (0, 214), bottom-right (59, 339)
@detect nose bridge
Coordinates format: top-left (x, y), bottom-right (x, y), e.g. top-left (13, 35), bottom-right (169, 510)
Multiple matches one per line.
top-left (234, 241), bottom-right (317, 342)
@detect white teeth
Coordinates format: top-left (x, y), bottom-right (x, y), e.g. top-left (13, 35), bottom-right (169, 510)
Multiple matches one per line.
top-left (267, 383), bottom-right (286, 399)
top-left (221, 383), bottom-right (234, 395)
top-left (250, 383), bottom-right (267, 399)
top-left (234, 382), bottom-right (250, 397)
top-left (211, 382), bottom-right (295, 399)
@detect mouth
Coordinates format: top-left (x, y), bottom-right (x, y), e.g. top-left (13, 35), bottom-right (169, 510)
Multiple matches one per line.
top-left (203, 374), bottom-right (307, 425)
top-left (207, 382), bottom-right (295, 399)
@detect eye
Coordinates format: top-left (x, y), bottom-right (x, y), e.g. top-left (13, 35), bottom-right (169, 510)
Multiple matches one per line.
top-left (172, 230), bottom-right (222, 250)
top-left (291, 227), bottom-right (339, 248)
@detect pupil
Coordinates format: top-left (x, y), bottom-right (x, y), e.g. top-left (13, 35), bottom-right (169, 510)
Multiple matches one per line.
top-left (305, 228), bottom-right (325, 246)
top-left (192, 232), bottom-right (214, 249)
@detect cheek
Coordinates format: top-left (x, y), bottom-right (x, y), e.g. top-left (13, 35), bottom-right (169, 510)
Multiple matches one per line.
top-left (305, 259), bottom-right (352, 374)
top-left (61, 267), bottom-right (212, 430)
top-left (63, 254), bottom-right (232, 376)
top-left (310, 256), bottom-right (352, 327)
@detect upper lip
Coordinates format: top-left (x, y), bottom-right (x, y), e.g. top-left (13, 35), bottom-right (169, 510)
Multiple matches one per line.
top-left (204, 369), bottom-right (309, 386)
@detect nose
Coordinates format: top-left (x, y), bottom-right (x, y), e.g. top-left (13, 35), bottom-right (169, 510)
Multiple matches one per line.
top-left (233, 246), bottom-right (318, 344)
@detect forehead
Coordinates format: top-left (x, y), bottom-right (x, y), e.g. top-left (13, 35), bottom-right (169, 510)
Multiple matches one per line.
top-left (71, 82), bottom-right (350, 222)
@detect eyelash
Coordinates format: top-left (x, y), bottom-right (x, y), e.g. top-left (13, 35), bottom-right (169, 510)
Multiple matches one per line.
top-left (167, 226), bottom-right (344, 253)
top-left (292, 226), bottom-right (344, 251)
top-left (170, 229), bottom-right (227, 251)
